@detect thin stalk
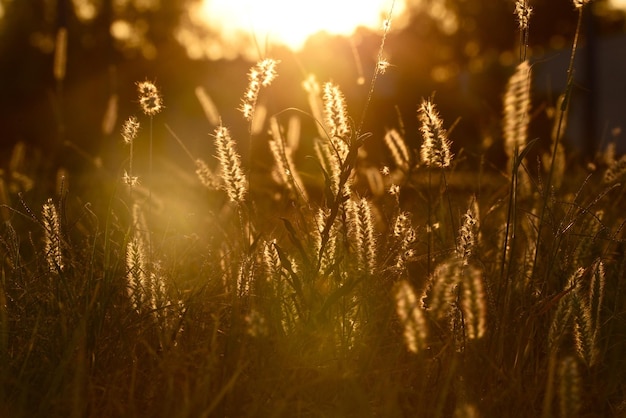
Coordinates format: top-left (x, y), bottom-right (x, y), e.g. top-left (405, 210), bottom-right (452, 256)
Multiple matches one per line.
top-left (494, 147), bottom-right (519, 363)
top-left (147, 115), bottom-right (154, 266)
top-left (317, 2), bottom-right (395, 269)
top-left (440, 168), bottom-right (457, 253)
top-left (149, 115), bottom-right (153, 207)
top-left (355, 0), bottom-right (395, 139)
top-left (531, 6), bottom-right (584, 284)
top-left (498, 146), bottom-right (525, 300)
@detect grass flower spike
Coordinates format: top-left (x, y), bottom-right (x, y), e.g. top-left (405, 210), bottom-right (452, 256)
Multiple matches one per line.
top-left (122, 116), bottom-right (140, 192)
top-left (461, 265), bottom-right (487, 340)
top-left (122, 116), bottom-right (140, 144)
top-left (384, 128), bottom-right (410, 171)
top-left (240, 58), bottom-right (279, 122)
top-left (126, 203), bottom-right (149, 312)
top-left (458, 204), bottom-right (479, 265)
top-left (394, 280), bottom-right (428, 353)
top-left (213, 125), bottom-right (247, 203)
top-left (323, 82), bottom-right (352, 149)
top-left (5, 4), bottom-right (626, 416)
top-left (419, 98), bottom-right (452, 168)
top-left (137, 80), bottom-right (163, 116)
top-left (195, 158), bottom-right (220, 190)
top-left (347, 197), bottom-right (377, 276)
top-left (515, 0), bottom-right (532, 30)
top-left (42, 198), bottom-right (63, 272)
top-left (503, 60), bottom-right (531, 170)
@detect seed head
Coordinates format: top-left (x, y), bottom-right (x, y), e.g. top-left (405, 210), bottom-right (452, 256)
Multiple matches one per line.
top-left (458, 204), bottom-right (479, 264)
top-left (322, 82), bottom-right (351, 144)
top-left (515, 0), bottom-right (532, 30)
top-left (384, 128), bottom-right (410, 171)
top-left (136, 80), bottom-right (163, 116)
top-left (573, 0), bottom-right (590, 8)
top-left (195, 159), bottom-right (220, 190)
top-left (394, 280), bottom-right (428, 353)
top-left (122, 170), bottom-right (140, 187)
top-left (347, 198), bottom-right (377, 276)
top-left (503, 60), bottom-right (531, 169)
top-left (418, 98), bottom-right (452, 168)
top-left (213, 125), bottom-right (247, 203)
top-left (240, 58), bottom-right (280, 121)
top-left (461, 265), bottom-right (487, 339)
top-left (122, 116), bottom-right (140, 144)
top-left (377, 59), bottom-right (391, 74)
top-left (42, 198), bottom-right (63, 272)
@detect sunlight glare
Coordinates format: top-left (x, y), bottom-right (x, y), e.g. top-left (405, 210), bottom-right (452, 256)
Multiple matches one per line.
top-left (608, 0), bottom-right (626, 10)
top-left (187, 0), bottom-right (405, 59)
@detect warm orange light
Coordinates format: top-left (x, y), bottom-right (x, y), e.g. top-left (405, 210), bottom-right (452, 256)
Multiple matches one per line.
top-left (190, 0), bottom-right (405, 57)
top-left (608, 0), bottom-right (626, 9)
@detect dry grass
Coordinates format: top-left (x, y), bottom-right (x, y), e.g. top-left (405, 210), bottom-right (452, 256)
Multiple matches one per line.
top-left (1, 2), bottom-right (625, 417)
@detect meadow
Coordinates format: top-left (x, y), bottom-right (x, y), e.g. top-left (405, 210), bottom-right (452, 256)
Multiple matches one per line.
top-left (1, 0), bottom-right (626, 417)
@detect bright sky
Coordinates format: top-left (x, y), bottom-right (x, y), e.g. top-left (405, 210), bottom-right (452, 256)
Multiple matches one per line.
top-left (180, 0), bottom-right (406, 59)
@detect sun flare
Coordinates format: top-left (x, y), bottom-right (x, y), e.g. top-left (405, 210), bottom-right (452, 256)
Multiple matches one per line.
top-left (182, 0), bottom-right (405, 59)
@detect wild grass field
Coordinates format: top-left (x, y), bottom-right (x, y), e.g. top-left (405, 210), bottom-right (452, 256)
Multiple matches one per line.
top-left (1, 0), bottom-right (626, 417)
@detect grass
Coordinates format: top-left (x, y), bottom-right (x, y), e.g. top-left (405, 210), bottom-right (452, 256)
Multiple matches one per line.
top-left (2, 1), bottom-right (626, 417)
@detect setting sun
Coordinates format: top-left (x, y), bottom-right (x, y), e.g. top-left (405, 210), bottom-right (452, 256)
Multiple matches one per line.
top-left (182, 0), bottom-right (405, 59)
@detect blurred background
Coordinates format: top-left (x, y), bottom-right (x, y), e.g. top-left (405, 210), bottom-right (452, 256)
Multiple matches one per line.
top-left (0, 0), bottom-right (625, 198)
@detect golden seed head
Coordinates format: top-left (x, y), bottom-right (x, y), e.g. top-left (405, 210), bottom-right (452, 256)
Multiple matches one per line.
top-left (419, 98), bottom-right (452, 168)
top-left (136, 80), bottom-right (163, 116)
top-left (122, 116), bottom-right (140, 144)
top-left (515, 0), bottom-right (532, 30)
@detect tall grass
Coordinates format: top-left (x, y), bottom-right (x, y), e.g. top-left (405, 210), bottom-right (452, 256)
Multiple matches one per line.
top-left (2, 1), bottom-right (626, 417)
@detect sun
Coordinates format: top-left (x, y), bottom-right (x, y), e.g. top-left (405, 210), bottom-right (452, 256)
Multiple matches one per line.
top-left (188, 0), bottom-right (405, 58)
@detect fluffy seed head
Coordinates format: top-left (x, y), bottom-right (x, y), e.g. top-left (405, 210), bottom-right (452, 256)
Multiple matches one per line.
top-left (572, 295), bottom-right (596, 365)
top-left (515, 0), bottom-right (532, 30)
top-left (458, 204), bottom-right (479, 264)
top-left (394, 280), bottom-right (428, 353)
top-left (461, 265), bottom-right (487, 340)
top-left (136, 80), bottom-right (163, 116)
top-left (240, 58), bottom-right (279, 121)
top-left (347, 198), bottom-right (377, 276)
top-left (573, 0), bottom-right (590, 8)
top-left (213, 125), bottom-right (247, 203)
top-left (268, 117), bottom-right (308, 201)
top-left (263, 239), bottom-right (282, 279)
top-left (377, 59), bottom-right (391, 74)
top-left (421, 258), bottom-right (461, 318)
top-left (323, 82), bottom-right (351, 144)
top-left (419, 98), bottom-right (452, 168)
top-left (195, 159), bottom-right (220, 189)
top-left (384, 128), bottom-right (410, 171)
top-left (122, 170), bottom-right (140, 187)
top-left (42, 198), bottom-right (63, 272)
top-left (313, 208), bottom-right (338, 273)
top-left (126, 203), bottom-right (149, 312)
top-left (503, 60), bottom-right (532, 167)
top-left (122, 116), bottom-right (140, 144)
